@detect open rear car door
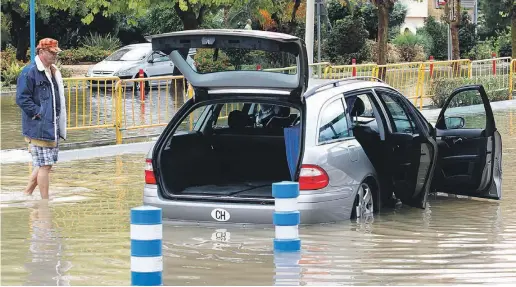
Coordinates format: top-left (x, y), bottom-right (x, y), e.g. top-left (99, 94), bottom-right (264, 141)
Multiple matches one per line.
top-left (433, 85), bottom-right (502, 199)
top-left (150, 29), bottom-right (309, 100)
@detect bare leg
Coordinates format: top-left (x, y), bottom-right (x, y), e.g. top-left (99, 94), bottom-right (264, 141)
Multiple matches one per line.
top-left (37, 165), bottom-right (52, 199)
top-left (24, 167), bottom-right (39, 195)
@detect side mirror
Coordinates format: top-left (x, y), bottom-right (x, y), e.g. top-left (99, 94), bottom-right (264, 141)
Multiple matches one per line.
top-left (147, 57), bottom-right (154, 63)
top-left (445, 116), bottom-right (465, 129)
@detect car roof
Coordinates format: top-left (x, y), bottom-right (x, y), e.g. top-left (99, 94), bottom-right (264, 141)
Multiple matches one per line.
top-left (120, 43), bottom-right (152, 49)
top-left (305, 78), bottom-right (392, 104)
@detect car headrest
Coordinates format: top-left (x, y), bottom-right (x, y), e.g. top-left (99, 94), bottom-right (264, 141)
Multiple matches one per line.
top-left (228, 110), bottom-right (248, 129)
top-left (351, 97), bottom-right (365, 117)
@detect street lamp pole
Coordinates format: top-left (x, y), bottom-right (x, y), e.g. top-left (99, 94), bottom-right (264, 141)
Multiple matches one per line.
top-left (30, 0), bottom-right (35, 62)
top-left (305, 0), bottom-right (315, 76)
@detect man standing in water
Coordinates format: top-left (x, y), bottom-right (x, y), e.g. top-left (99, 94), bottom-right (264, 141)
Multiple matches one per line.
top-left (16, 38), bottom-right (67, 199)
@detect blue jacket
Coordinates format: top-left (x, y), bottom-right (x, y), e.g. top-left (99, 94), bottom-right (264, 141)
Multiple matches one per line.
top-left (16, 56), bottom-right (67, 142)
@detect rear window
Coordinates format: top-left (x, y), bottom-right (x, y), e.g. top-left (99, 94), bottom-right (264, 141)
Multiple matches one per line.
top-left (175, 102), bottom-right (301, 133)
top-left (193, 48), bottom-right (297, 75)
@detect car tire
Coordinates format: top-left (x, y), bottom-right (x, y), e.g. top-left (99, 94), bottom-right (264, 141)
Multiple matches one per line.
top-left (350, 178), bottom-right (379, 219)
top-left (134, 74), bottom-right (150, 92)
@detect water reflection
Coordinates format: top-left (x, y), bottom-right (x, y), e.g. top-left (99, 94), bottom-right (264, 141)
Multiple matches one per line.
top-left (1, 107), bottom-right (516, 285)
top-left (24, 200), bottom-right (71, 286)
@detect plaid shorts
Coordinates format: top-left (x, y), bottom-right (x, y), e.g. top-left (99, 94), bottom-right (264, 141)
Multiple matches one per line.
top-left (30, 144), bottom-right (59, 167)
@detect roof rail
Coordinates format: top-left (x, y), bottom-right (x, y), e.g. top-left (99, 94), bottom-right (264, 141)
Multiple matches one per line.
top-left (304, 76), bottom-right (384, 98)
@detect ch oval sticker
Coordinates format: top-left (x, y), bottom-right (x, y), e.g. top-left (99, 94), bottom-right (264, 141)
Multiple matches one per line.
top-left (211, 208), bottom-right (230, 222)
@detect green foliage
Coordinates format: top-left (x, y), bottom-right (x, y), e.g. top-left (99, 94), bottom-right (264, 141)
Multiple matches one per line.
top-left (326, 0), bottom-right (352, 25)
top-left (468, 39), bottom-right (497, 60)
top-left (468, 31), bottom-right (511, 60)
top-left (497, 30), bottom-right (512, 57)
top-left (417, 16), bottom-right (447, 60)
top-left (138, 4), bottom-right (184, 35)
top-left (356, 1), bottom-right (407, 40)
top-left (1, 60), bottom-right (23, 85)
top-left (392, 32), bottom-right (429, 62)
top-left (193, 48), bottom-right (232, 73)
top-left (81, 32), bottom-right (122, 51)
top-left (59, 47), bottom-right (113, 64)
top-left (430, 75), bottom-right (509, 108)
top-left (478, 0), bottom-right (511, 40)
top-left (458, 12), bottom-right (478, 59)
top-left (324, 15), bottom-right (369, 64)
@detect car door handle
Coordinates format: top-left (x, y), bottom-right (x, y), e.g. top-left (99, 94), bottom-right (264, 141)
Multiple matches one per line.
top-left (453, 138), bottom-right (463, 144)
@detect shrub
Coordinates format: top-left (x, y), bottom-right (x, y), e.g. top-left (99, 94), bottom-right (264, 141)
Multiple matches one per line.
top-left (1, 61), bottom-right (24, 85)
top-left (392, 33), bottom-right (429, 62)
top-left (364, 40), bottom-right (402, 64)
top-left (59, 47), bottom-right (113, 64)
top-left (468, 39), bottom-right (497, 60)
top-left (497, 30), bottom-right (512, 57)
top-left (324, 15), bottom-right (369, 64)
top-left (429, 75), bottom-right (509, 108)
top-left (81, 32), bottom-right (122, 51)
top-left (418, 16), bottom-right (447, 60)
top-left (194, 48), bottom-right (232, 73)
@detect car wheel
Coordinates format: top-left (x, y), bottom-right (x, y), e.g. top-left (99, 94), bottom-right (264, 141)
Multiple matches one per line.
top-left (134, 74), bottom-right (150, 91)
top-left (350, 181), bottom-right (376, 219)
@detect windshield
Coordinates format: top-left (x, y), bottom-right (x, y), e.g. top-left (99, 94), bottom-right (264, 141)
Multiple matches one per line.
top-left (105, 47), bottom-right (150, 61)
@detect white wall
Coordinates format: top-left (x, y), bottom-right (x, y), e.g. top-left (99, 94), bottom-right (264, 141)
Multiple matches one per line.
top-left (400, 18), bottom-right (425, 34)
top-left (400, 0), bottom-right (429, 18)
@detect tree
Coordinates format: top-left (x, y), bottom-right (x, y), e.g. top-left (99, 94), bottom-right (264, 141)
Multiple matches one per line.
top-left (417, 16), bottom-right (448, 60)
top-left (324, 15), bottom-right (369, 64)
top-left (458, 11), bottom-right (478, 59)
top-left (505, 0), bottom-right (516, 58)
top-left (443, 0), bottom-right (461, 61)
top-left (478, 0), bottom-right (511, 39)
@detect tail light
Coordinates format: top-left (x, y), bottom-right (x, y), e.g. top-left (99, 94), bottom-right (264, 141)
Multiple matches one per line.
top-left (299, 164), bottom-right (329, 190)
top-left (145, 159), bottom-right (156, 184)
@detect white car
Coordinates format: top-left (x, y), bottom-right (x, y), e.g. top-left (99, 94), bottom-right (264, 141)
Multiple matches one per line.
top-left (86, 43), bottom-right (196, 89)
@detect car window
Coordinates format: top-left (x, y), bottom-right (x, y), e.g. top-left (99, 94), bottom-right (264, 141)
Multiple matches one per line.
top-left (105, 47), bottom-right (149, 61)
top-left (377, 91), bottom-right (420, 134)
top-left (213, 103), bottom-right (246, 128)
top-left (152, 52), bottom-right (170, 63)
top-left (318, 98), bottom-right (351, 143)
top-left (443, 89), bottom-right (487, 130)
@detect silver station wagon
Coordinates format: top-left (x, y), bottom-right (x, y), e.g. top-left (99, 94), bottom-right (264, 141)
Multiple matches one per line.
top-left (143, 29), bottom-right (502, 224)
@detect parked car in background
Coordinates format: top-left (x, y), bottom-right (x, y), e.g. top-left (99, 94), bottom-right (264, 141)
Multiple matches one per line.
top-left (143, 29), bottom-right (503, 225)
top-left (86, 42), bottom-right (196, 89)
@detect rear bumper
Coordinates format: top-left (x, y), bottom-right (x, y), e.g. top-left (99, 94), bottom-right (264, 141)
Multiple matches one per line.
top-left (143, 184), bottom-right (357, 225)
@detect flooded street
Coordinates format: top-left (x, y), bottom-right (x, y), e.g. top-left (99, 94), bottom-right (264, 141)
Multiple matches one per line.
top-left (1, 107), bottom-right (516, 285)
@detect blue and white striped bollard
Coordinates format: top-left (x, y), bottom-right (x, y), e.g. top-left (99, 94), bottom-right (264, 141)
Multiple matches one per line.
top-left (273, 181), bottom-right (301, 252)
top-left (131, 206), bottom-right (163, 286)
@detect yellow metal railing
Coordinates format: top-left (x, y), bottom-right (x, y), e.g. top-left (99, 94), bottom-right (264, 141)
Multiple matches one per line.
top-left (62, 76), bottom-right (119, 131)
top-left (114, 76), bottom-right (187, 142)
top-left (323, 63), bottom-right (377, 79)
top-left (61, 59), bottom-right (516, 145)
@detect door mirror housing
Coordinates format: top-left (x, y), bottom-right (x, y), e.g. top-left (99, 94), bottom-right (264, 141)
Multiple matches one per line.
top-left (445, 116), bottom-right (465, 129)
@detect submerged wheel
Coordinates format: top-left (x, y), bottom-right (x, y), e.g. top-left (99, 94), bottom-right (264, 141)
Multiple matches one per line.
top-left (351, 181), bottom-right (376, 219)
top-left (134, 74), bottom-right (150, 91)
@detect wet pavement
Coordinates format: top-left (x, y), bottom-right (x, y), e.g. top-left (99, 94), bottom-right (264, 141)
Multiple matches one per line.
top-left (1, 106), bottom-right (516, 285)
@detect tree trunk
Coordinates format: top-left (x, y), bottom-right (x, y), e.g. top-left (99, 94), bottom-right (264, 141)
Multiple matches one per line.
top-left (450, 21), bottom-right (460, 60)
top-left (377, 4), bottom-right (390, 80)
top-left (7, 9), bottom-right (30, 62)
top-left (172, 3), bottom-right (201, 77)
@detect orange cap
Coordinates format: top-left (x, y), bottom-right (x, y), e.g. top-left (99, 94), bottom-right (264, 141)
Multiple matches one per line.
top-left (36, 38), bottom-right (62, 53)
